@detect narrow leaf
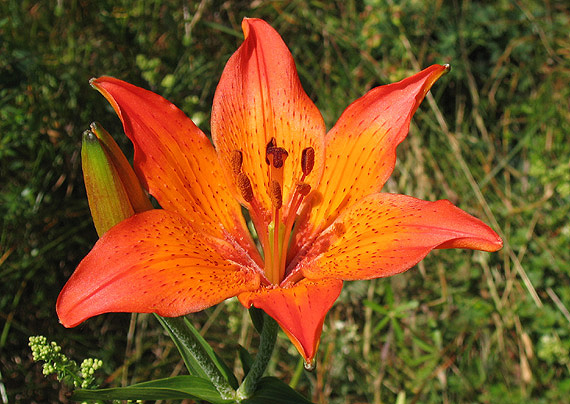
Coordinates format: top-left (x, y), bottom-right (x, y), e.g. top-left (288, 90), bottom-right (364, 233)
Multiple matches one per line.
top-left (238, 345), bottom-right (254, 376)
top-left (72, 375), bottom-right (232, 403)
top-left (249, 306), bottom-right (265, 334)
top-left (155, 315), bottom-right (239, 390)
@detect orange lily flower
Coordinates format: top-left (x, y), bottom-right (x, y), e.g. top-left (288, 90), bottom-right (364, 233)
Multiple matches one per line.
top-left (57, 18), bottom-right (502, 365)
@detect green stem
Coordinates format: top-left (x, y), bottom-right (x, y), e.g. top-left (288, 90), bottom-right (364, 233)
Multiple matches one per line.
top-left (155, 315), bottom-right (236, 400)
top-left (236, 314), bottom-right (278, 400)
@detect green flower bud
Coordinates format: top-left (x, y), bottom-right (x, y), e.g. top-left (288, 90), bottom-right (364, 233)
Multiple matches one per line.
top-left (81, 123), bottom-right (152, 236)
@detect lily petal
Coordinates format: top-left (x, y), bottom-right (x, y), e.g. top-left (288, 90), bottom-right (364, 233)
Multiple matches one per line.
top-left (211, 18), bottom-right (326, 216)
top-left (306, 65), bottom-right (449, 235)
top-left (301, 193), bottom-right (502, 281)
top-left (57, 210), bottom-right (261, 328)
top-left (238, 278), bottom-right (343, 364)
top-left (91, 77), bottom-right (253, 250)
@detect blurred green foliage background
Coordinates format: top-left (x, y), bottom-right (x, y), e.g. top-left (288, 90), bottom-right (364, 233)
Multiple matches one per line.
top-left (1, 0), bottom-right (569, 403)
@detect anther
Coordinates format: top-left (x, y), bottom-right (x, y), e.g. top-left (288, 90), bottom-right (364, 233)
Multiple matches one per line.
top-left (301, 147), bottom-right (315, 176)
top-left (230, 150), bottom-right (243, 175)
top-left (296, 182), bottom-right (311, 196)
top-left (267, 147), bottom-right (288, 168)
top-left (270, 180), bottom-right (282, 209)
top-left (237, 172), bottom-right (253, 202)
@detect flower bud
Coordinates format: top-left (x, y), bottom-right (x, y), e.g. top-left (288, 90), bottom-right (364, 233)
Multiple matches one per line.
top-left (90, 122), bottom-right (152, 213)
top-left (81, 123), bottom-right (152, 236)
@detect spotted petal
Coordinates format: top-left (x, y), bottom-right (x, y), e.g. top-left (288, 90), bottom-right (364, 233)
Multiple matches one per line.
top-left (91, 77), bottom-right (255, 256)
top-left (238, 278), bottom-right (343, 364)
top-left (211, 18), bottom-right (326, 217)
top-left (300, 193), bottom-right (502, 281)
top-left (305, 65), bottom-right (449, 236)
top-left (57, 210), bottom-right (261, 328)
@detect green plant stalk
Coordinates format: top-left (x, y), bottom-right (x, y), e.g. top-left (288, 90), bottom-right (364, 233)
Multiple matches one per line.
top-left (156, 316), bottom-right (236, 400)
top-left (236, 314), bottom-right (278, 400)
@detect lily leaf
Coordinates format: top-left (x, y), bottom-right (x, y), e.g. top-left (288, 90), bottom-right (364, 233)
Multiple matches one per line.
top-left (249, 306), bottom-right (265, 334)
top-left (155, 314), bottom-right (239, 389)
top-left (238, 344), bottom-right (254, 376)
top-left (241, 377), bottom-right (314, 404)
top-left (72, 375), bottom-right (233, 403)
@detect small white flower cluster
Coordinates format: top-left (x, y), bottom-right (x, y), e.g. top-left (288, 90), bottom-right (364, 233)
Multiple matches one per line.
top-left (28, 335), bottom-right (103, 389)
top-left (79, 358), bottom-right (104, 388)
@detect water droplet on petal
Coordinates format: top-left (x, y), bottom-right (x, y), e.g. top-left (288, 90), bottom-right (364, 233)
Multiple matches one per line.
top-left (303, 359), bottom-right (316, 371)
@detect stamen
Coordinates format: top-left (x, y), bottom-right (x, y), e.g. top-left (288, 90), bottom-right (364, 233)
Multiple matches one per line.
top-left (301, 147), bottom-right (315, 176)
top-left (237, 172), bottom-right (253, 202)
top-left (270, 180), bottom-right (282, 210)
top-left (230, 150), bottom-right (243, 175)
top-left (258, 140), bottom-right (317, 286)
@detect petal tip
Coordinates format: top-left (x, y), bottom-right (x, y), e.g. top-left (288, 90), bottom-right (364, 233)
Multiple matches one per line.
top-left (56, 296), bottom-right (82, 329)
top-left (488, 232), bottom-right (504, 252)
top-left (89, 77), bottom-right (100, 89)
top-left (303, 358), bottom-right (316, 371)
top-left (240, 17), bottom-right (273, 39)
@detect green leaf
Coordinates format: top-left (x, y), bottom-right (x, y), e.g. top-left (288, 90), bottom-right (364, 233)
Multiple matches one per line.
top-left (72, 375), bottom-right (233, 403)
top-left (155, 314), bottom-right (239, 390)
top-left (241, 377), bottom-right (314, 404)
top-left (249, 307), bottom-right (265, 334)
top-left (238, 345), bottom-right (254, 376)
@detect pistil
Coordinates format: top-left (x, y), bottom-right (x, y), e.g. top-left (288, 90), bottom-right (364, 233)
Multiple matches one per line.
top-left (269, 180), bottom-right (283, 284)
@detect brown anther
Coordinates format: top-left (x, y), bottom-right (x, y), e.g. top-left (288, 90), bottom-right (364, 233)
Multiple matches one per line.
top-left (230, 150), bottom-right (243, 175)
top-left (267, 147), bottom-right (288, 168)
top-left (296, 182), bottom-right (311, 196)
top-left (237, 172), bottom-right (253, 202)
top-left (301, 147), bottom-right (315, 176)
top-left (270, 180), bottom-right (282, 209)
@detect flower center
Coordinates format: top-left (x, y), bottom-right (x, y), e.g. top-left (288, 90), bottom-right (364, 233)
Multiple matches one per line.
top-left (232, 140), bottom-right (314, 285)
